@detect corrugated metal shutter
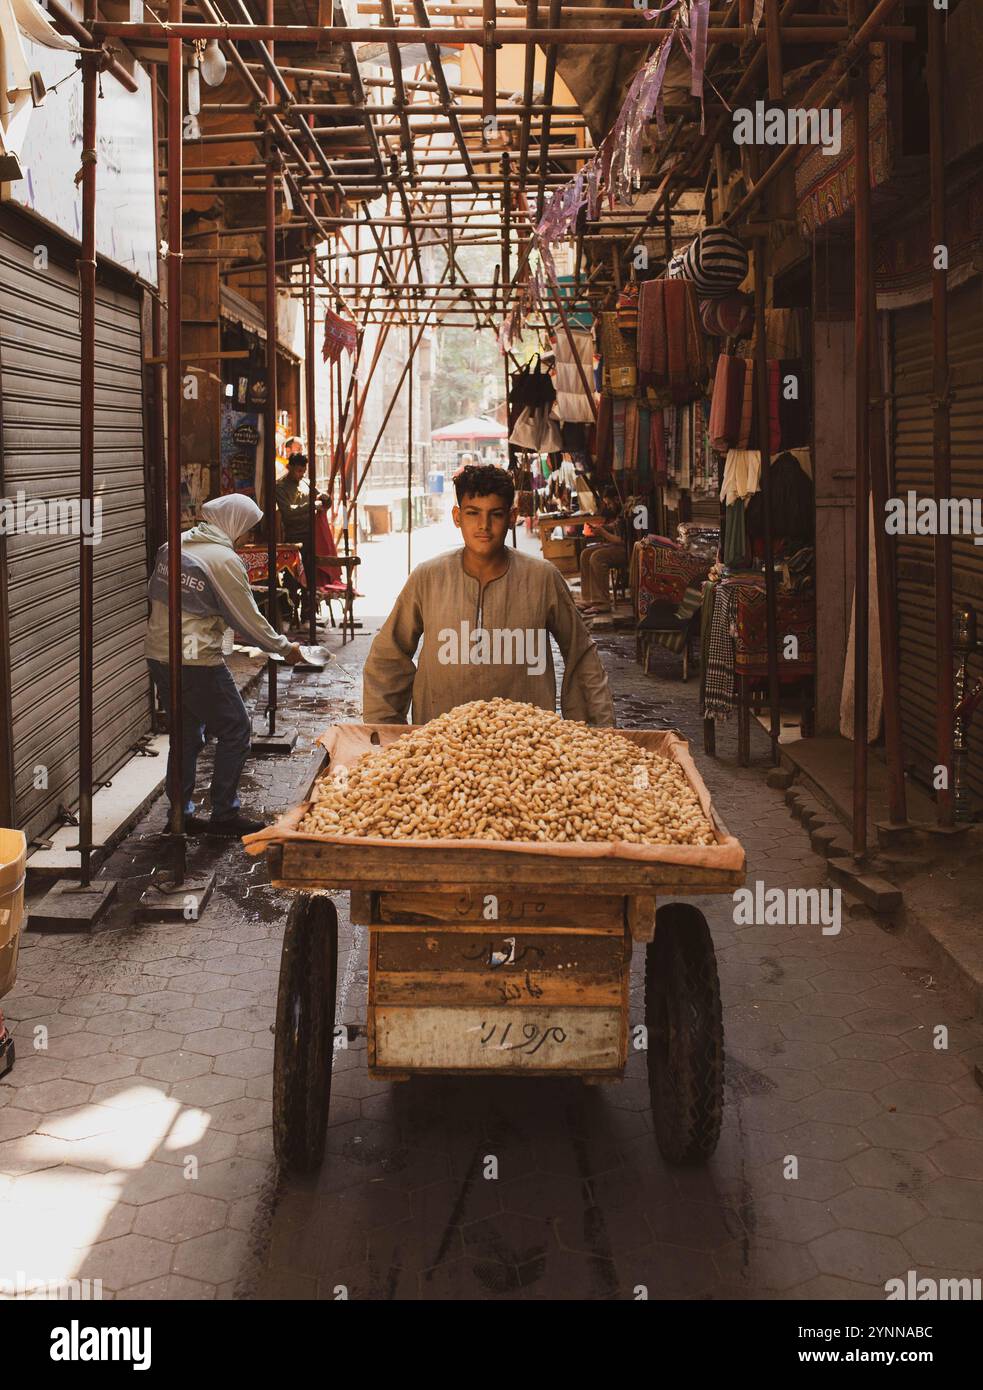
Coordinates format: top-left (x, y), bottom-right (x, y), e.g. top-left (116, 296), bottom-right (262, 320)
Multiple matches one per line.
top-left (892, 279), bottom-right (983, 804)
top-left (0, 228), bottom-right (150, 844)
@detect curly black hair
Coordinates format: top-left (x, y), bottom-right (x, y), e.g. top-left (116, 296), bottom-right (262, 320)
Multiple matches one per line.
top-left (452, 463), bottom-right (515, 508)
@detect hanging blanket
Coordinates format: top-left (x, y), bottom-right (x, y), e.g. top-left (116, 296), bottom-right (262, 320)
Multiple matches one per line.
top-left (701, 583), bottom-right (741, 719)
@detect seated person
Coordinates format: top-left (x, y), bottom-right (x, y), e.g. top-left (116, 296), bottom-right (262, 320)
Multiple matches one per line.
top-left (577, 485), bottom-right (628, 615)
top-left (274, 452), bottom-right (323, 619)
top-left (362, 463), bottom-right (614, 726)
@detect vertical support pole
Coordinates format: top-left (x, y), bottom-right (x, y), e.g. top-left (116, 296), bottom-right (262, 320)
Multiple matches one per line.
top-left (166, 1), bottom-right (186, 879)
top-left (306, 249), bottom-right (318, 645)
top-left (928, 1), bottom-right (953, 826)
top-left (852, 57), bottom-right (871, 855)
top-left (264, 0), bottom-right (278, 733)
top-left (868, 281), bottom-right (907, 826)
top-left (752, 235), bottom-right (781, 765)
top-left (306, 116), bottom-right (318, 645)
top-left (481, 0), bottom-right (497, 124)
top-left (77, 46), bottom-right (98, 888)
top-left (501, 150), bottom-right (511, 295)
top-left (764, 0), bottom-right (783, 102)
top-left (407, 323), bottom-right (413, 575)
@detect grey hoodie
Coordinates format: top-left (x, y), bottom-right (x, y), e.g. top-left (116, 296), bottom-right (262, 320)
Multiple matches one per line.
top-left (145, 521), bottom-right (293, 666)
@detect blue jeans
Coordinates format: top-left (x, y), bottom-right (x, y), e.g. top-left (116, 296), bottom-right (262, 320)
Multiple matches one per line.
top-left (147, 660), bottom-right (251, 821)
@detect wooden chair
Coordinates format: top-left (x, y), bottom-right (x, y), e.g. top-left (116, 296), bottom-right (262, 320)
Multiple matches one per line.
top-left (313, 512), bottom-right (361, 642)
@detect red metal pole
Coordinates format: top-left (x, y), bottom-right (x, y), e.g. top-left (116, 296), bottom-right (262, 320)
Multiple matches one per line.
top-left (852, 57), bottom-right (871, 855)
top-left (264, 0), bottom-right (279, 732)
top-left (306, 248), bottom-right (318, 645)
top-left (77, 47), bottom-right (97, 887)
top-left (929, 2), bottom-right (953, 826)
top-left (753, 235), bottom-right (781, 764)
top-left (166, 1), bottom-right (186, 874)
top-left (306, 111), bottom-right (318, 646)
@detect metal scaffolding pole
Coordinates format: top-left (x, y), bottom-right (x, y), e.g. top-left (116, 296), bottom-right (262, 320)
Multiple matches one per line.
top-left (77, 49), bottom-right (97, 890)
top-left (852, 54), bottom-right (871, 855)
top-left (166, 4), bottom-right (187, 865)
top-left (929, 0), bottom-right (953, 827)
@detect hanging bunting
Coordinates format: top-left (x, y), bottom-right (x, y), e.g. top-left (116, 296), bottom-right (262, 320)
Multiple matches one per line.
top-left (322, 308), bottom-right (358, 364)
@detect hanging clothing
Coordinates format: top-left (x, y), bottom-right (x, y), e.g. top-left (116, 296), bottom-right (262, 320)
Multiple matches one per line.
top-left (637, 279), bottom-right (707, 403)
top-left (722, 498), bottom-right (749, 568)
top-left (701, 583), bottom-right (738, 719)
top-left (720, 449), bottom-right (762, 506)
top-left (745, 450), bottom-right (814, 553)
top-left (552, 329), bottom-right (596, 423)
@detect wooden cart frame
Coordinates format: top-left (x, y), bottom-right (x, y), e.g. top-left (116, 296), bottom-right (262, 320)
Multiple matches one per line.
top-left (262, 732), bottom-right (745, 1174)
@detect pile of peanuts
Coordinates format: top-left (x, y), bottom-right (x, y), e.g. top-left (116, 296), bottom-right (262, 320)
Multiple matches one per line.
top-left (300, 699), bottom-right (716, 847)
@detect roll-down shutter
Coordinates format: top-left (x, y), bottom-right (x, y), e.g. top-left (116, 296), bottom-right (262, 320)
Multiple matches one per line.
top-left (0, 226), bottom-right (150, 844)
top-left (892, 279), bottom-right (983, 805)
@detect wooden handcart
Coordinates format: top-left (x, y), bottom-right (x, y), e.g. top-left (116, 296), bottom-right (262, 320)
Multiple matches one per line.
top-left (254, 727), bottom-right (745, 1175)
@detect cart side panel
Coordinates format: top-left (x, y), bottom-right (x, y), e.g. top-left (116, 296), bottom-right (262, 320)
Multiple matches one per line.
top-left (373, 1005), bottom-right (625, 1075)
top-left (376, 890), bottom-right (623, 929)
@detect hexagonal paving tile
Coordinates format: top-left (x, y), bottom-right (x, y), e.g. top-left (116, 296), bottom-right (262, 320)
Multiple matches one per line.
top-left (827, 1186), bottom-right (925, 1236)
top-left (808, 1228), bottom-right (909, 1286)
top-left (75, 1233), bottom-right (173, 1290)
top-left (182, 1027), bottom-right (256, 1057)
top-left (139, 1051), bottom-right (213, 1084)
top-left (133, 1192), bottom-right (228, 1241)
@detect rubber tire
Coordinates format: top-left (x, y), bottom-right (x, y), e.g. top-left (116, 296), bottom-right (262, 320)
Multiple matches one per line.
top-left (645, 903), bottom-right (724, 1165)
top-left (273, 893), bottom-right (338, 1173)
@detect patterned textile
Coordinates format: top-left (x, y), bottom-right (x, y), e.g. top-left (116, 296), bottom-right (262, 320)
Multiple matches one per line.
top-left (701, 583), bottom-right (736, 719)
top-left (795, 51), bottom-right (890, 239)
top-left (680, 225), bottom-right (749, 297)
top-left (236, 543), bottom-right (306, 586)
top-left (599, 312), bottom-right (637, 397)
top-left (634, 541), bottom-right (709, 623)
top-left (734, 587), bottom-right (816, 677)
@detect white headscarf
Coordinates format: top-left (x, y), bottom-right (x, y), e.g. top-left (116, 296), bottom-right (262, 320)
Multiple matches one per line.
top-left (201, 494), bottom-right (264, 544)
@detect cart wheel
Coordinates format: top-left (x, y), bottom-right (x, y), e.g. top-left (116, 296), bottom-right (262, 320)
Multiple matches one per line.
top-left (644, 903), bottom-right (723, 1166)
top-left (273, 893), bottom-right (338, 1173)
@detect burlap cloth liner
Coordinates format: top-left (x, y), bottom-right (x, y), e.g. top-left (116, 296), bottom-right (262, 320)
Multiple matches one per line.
top-left (242, 724), bottom-right (745, 872)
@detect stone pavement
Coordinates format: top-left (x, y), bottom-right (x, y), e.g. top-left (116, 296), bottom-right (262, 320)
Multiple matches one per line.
top-left (2, 629), bottom-right (982, 1301)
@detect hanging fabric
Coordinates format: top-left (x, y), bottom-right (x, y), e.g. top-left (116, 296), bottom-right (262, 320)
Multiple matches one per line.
top-left (637, 279), bottom-right (707, 403)
top-left (551, 329), bottom-right (596, 423)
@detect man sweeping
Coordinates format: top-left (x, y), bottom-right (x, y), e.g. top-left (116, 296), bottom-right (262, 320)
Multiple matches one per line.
top-left (362, 463), bottom-right (614, 725)
top-left (145, 494), bottom-right (303, 835)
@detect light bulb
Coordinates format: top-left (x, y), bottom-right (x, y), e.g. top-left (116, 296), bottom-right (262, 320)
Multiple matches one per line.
top-left (187, 62), bottom-right (201, 118)
top-left (200, 39), bottom-right (227, 87)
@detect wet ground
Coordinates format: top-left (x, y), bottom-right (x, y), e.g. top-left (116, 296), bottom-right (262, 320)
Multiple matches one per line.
top-left (2, 547), bottom-right (982, 1300)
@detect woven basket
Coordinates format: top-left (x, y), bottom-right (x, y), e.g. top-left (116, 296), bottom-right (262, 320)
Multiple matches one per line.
top-left (599, 312), bottom-right (637, 398)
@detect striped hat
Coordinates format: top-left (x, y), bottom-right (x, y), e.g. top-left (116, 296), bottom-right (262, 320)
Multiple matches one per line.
top-left (680, 226), bottom-right (749, 298)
